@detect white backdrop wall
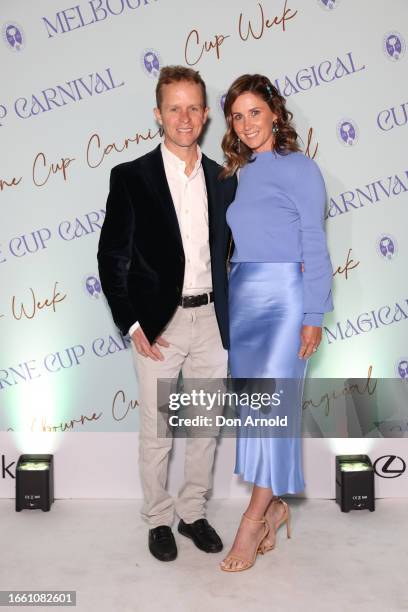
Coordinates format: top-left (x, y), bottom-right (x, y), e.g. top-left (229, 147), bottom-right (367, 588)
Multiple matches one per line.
top-left (1, 0), bottom-right (407, 499)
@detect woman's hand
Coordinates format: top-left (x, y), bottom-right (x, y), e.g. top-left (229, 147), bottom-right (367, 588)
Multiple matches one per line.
top-left (298, 325), bottom-right (322, 360)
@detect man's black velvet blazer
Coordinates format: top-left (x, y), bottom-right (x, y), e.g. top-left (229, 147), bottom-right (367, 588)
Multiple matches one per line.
top-left (97, 145), bottom-right (237, 348)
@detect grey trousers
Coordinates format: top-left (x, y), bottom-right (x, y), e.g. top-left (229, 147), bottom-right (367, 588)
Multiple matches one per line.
top-left (132, 302), bottom-right (227, 527)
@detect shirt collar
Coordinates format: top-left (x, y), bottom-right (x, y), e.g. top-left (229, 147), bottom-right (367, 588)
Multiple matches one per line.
top-left (161, 141), bottom-right (202, 177)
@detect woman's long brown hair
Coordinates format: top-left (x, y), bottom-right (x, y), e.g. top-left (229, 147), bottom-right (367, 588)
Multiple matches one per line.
top-left (220, 74), bottom-right (300, 178)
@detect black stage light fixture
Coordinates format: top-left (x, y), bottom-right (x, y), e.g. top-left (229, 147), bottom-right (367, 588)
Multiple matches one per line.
top-left (16, 454), bottom-right (54, 512)
top-left (336, 454), bottom-right (375, 513)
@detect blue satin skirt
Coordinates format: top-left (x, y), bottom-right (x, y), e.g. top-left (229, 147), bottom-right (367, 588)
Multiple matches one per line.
top-left (229, 262), bottom-right (306, 494)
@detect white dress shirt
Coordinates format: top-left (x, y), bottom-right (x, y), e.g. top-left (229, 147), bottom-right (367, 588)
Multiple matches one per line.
top-left (129, 142), bottom-right (212, 337)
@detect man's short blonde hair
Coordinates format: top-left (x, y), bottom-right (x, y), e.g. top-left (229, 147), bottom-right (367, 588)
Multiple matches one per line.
top-left (155, 65), bottom-right (207, 108)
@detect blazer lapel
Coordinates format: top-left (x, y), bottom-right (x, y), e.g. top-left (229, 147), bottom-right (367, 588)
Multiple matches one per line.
top-left (202, 154), bottom-right (218, 245)
top-left (141, 145), bottom-right (183, 248)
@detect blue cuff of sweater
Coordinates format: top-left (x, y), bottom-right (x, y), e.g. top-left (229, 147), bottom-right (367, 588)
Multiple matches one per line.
top-left (303, 312), bottom-right (323, 327)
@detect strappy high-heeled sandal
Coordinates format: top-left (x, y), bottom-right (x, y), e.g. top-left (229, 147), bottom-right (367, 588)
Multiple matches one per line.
top-left (219, 513), bottom-right (269, 573)
top-left (259, 497), bottom-right (291, 554)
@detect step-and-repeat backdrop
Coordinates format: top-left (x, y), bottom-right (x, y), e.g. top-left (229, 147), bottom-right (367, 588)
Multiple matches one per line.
top-left (1, 0), bottom-right (407, 499)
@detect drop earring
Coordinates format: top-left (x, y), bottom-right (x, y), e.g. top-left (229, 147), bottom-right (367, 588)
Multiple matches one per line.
top-left (236, 137), bottom-right (241, 152)
top-left (272, 121), bottom-right (279, 134)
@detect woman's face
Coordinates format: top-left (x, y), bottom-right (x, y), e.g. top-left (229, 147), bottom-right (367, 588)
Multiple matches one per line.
top-left (230, 91), bottom-right (277, 153)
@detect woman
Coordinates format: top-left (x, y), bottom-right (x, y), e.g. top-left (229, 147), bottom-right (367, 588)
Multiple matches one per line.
top-left (219, 74), bottom-right (333, 572)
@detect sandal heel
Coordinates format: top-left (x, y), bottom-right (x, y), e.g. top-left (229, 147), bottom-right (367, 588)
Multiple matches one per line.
top-left (262, 497), bottom-right (292, 553)
top-left (286, 511), bottom-right (291, 539)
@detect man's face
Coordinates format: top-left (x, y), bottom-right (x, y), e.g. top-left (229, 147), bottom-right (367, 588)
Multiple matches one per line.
top-left (154, 81), bottom-right (208, 155)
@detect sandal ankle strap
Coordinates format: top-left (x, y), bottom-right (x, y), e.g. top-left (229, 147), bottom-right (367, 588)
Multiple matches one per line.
top-left (242, 512), bottom-right (266, 524)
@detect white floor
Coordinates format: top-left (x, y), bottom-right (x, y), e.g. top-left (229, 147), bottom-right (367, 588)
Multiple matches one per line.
top-left (1, 498), bottom-right (407, 612)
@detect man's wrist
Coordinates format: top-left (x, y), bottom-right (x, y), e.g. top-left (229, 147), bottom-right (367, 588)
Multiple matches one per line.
top-left (129, 321), bottom-right (140, 336)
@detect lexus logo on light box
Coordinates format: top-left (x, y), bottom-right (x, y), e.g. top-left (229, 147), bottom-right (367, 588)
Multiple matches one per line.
top-left (373, 455), bottom-right (406, 478)
top-left (1, 455), bottom-right (16, 479)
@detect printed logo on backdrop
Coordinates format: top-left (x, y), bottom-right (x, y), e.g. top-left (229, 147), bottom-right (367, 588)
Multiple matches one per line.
top-left (1, 455), bottom-right (15, 479)
top-left (218, 93), bottom-right (227, 115)
top-left (141, 49), bottom-right (161, 79)
top-left (42, 1), bottom-right (158, 39)
top-left (324, 298), bottom-right (408, 345)
top-left (373, 455), bottom-right (406, 478)
top-left (377, 235), bottom-right (397, 261)
top-left (383, 32), bottom-right (405, 61)
top-left (397, 358), bottom-right (408, 380)
top-left (377, 101), bottom-right (408, 131)
top-left (84, 274), bottom-right (102, 299)
top-left (2, 22), bottom-right (25, 52)
top-left (274, 52), bottom-right (365, 99)
top-left (317, 0), bottom-right (340, 10)
top-left (337, 119), bottom-right (358, 146)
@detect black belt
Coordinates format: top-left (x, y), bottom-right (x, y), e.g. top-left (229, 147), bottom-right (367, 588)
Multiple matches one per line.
top-left (179, 291), bottom-right (214, 308)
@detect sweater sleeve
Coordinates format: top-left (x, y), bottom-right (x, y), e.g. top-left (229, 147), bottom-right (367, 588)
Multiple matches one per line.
top-left (295, 158), bottom-right (333, 327)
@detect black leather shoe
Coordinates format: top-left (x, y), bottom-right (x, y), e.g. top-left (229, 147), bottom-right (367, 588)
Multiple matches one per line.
top-left (178, 518), bottom-right (223, 553)
top-left (148, 526), bottom-right (177, 562)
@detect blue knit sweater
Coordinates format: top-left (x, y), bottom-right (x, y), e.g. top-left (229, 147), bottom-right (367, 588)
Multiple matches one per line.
top-left (226, 150), bottom-right (333, 326)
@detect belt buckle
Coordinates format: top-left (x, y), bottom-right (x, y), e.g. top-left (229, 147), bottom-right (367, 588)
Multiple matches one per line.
top-left (181, 292), bottom-right (212, 308)
top-left (184, 295), bottom-right (195, 308)
top-left (200, 292), bottom-right (210, 306)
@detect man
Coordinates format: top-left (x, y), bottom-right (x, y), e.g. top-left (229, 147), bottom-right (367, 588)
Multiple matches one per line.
top-left (98, 66), bottom-right (236, 562)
